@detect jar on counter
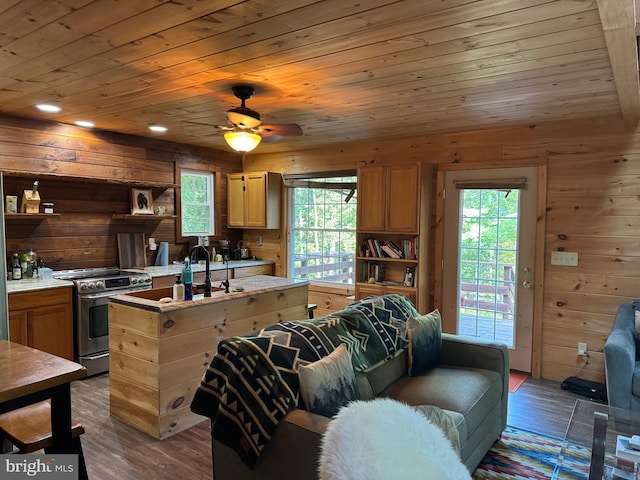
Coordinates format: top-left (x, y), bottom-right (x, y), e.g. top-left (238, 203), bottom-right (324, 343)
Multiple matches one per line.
top-left (43, 202), bottom-right (54, 214)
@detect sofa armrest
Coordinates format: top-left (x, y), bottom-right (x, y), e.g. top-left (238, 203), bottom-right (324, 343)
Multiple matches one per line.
top-left (440, 333), bottom-right (509, 377)
top-left (213, 409), bottom-right (331, 480)
top-left (604, 304), bottom-right (637, 409)
top-left (439, 333), bottom-right (509, 431)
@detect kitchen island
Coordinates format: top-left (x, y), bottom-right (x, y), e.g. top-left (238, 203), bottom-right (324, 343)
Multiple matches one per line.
top-left (108, 275), bottom-right (309, 439)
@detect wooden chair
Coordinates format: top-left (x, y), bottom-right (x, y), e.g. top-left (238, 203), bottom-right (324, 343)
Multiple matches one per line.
top-left (0, 401), bottom-right (86, 473)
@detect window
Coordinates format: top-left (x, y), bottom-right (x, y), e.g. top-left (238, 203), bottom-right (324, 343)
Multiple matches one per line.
top-left (288, 175), bottom-right (357, 284)
top-left (180, 170), bottom-right (216, 236)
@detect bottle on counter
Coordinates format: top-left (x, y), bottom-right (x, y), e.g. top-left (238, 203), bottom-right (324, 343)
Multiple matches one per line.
top-left (182, 257), bottom-right (193, 301)
top-left (12, 253), bottom-right (22, 280)
top-left (19, 253), bottom-right (28, 276)
top-left (26, 248), bottom-right (36, 278)
top-left (172, 274), bottom-right (185, 302)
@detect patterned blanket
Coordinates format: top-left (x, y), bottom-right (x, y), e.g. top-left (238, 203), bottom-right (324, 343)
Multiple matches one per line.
top-left (190, 294), bottom-right (419, 468)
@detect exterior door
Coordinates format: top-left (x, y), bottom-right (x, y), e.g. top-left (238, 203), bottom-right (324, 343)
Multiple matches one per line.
top-left (441, 167), bottom-right (538, 372)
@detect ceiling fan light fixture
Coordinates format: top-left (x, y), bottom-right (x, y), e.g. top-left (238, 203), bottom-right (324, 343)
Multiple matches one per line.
top-left (224, 131), bottom-right (262, 152)
top-left (226, 109), bottom-right (261, 128)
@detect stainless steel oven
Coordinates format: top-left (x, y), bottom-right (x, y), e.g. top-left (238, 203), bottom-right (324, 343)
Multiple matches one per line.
top-left (53, 267), bottom-right (152, 376)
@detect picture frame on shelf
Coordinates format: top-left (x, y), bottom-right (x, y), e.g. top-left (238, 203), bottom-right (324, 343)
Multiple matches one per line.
top-left (403, 266), bottom-right (415, 287)
top-left (130, 188), bottom-right (154, 215)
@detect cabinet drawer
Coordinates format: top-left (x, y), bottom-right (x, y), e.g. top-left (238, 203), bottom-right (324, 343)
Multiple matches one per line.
top-left (8, 287), bottom-right (73, 310)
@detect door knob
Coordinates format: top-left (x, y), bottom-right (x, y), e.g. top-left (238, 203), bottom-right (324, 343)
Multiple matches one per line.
top-left (522, 280), bottom-right (532, 289)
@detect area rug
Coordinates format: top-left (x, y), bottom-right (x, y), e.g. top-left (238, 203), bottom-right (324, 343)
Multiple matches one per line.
top-left (473, 426), bottom-right (590, 479)
top-left (508, 371), bottom-right (529, 393)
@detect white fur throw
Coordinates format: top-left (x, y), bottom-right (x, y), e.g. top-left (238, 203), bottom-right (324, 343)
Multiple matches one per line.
top-left (318, 398), bottom-right (471, 480)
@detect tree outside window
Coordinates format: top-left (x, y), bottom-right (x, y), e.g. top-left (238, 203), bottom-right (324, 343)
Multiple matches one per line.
top-left (289, 176), bottom-right (357, 284)
top-left (181, 170), bottom-right (215, 236)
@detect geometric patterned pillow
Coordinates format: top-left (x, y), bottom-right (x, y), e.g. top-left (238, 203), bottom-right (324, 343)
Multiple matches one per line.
top-left (407, 309), bottom-right (442, 376)
top-left (299, 344), bottom-right (360, 417)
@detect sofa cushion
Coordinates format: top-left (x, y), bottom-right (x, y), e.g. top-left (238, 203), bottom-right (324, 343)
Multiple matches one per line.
top-left (299, 344), bottom-right (360, 417)
top-left (380, 365), bottom-right (502, 438)
top-left (407, 310), bottom-right (442, 376)
top-left (365, 350), bottom-right (408, 396)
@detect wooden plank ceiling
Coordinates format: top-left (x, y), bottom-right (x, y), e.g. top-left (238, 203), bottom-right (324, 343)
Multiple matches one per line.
top-left (0, 0), bottom-right (637, 153)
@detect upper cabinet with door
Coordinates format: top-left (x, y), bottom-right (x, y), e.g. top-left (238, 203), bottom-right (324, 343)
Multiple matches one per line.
top-left (227, 172), bottom-right (281, 229)
top-left (357, 164), bottom-right (419, 233)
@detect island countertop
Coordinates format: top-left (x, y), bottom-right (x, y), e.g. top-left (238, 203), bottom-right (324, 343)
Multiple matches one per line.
top-left (109, 275), bottom-right (308, 313)
top-left (131, 259), bottom-right (274, 278)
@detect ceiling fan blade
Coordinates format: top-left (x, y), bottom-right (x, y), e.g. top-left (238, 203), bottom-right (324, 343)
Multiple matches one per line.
top-left (257, 123), bottom-right (303, 137)
top-left (214, 124), bottom-right (235, 131)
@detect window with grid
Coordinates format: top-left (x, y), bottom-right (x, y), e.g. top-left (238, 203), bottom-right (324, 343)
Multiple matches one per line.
top-left (180, 170), bottom-right (216, 236)
top-left (288, 175), bottom-right (357, 284)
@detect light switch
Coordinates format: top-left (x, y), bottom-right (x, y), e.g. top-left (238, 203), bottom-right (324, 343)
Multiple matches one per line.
top-left (551, 251), bottom-right (578, 266)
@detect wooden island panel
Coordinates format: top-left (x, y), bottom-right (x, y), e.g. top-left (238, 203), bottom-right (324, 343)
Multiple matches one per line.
top-left (108, 276), bottom-right (308, 439)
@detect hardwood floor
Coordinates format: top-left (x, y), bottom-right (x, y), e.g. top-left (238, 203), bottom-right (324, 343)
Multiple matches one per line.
top-left (69, 373), bottom-right (590, 479)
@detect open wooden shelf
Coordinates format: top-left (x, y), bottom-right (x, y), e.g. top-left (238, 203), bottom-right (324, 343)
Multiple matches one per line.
top-left (5, 213), bottom-right (60, 223)
top-left (112, 214), bottom-right (176, 221)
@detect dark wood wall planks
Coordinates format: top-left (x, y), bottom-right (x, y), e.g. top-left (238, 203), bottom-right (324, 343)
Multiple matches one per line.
top-left (0, 115), bottom-right (242, 271)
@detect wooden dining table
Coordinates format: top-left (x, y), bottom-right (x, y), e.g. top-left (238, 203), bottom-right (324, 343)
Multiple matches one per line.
top-left (0, 340), bottom-right (87, 473)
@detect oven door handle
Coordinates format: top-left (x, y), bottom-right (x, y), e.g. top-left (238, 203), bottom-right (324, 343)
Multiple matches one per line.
top-left (78, 287), bottom-right (151, 300)
top-left (83, 352), bottom-right (109, 361)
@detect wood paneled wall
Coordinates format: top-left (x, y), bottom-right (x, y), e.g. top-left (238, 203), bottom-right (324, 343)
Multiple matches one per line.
top-left (0, 115), bottom-right (243, 271)
top-left (246, 114), bottom-right (640, 383)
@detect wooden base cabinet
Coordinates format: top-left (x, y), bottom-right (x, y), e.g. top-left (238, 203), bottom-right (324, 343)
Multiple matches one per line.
top-left (108, 281), bottom-right (308, 439)
top-left (356, 283), bottom-right (416, 309)
top-left (8, 287), bottom-right (73, 360)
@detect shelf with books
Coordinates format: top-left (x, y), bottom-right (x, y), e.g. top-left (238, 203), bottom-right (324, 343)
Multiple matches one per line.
top-left (357, 236), bottom-right (419, 260)
top-left (356, 231), bottom-right (421, 306)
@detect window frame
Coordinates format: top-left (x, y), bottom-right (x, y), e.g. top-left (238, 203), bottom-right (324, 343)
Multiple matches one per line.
top-left (286, 171), bottom-right (357, 286)
top-left (175, 164), bottom-right (221, 244)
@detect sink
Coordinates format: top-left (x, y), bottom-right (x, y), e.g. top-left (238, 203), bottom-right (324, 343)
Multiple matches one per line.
top-left (125, 285), bottom-right (225, 301)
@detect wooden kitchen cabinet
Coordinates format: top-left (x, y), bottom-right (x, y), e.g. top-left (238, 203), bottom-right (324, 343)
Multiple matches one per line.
top-left (357, 164), bottom-right (419, 233)
top-left (8, 287), bottom-right (73, 360)
top-left (355, 283), bottom-right (416, 308)
top-left (227, 172), bottom-right (281, 229)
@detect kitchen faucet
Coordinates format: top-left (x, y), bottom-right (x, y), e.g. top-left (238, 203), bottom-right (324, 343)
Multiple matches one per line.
top-left (221, 255), bottom-right (230, 294)
top-left (189, 245), bottom-right (211, 297)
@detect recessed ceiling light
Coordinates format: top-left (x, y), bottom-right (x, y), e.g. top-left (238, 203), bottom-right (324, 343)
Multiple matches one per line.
top-left (36, 104), bottom-right (61, 113)
top-left (148, 124), bottom-right (168, 132)
top-left (75, 120), bottom-right (94, 128)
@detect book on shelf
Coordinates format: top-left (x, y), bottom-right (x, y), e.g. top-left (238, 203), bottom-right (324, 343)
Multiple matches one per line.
top-left (402, 237), bottom-right (419, 260)
top-left (361, 237), bottom-right (411, 259)
top-left (362, 261), bottom-right (386, 283)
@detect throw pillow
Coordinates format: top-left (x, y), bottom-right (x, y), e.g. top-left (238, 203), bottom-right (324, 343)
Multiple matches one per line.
top-left (299, 344), bottom-right (360, 417)
top-left (407, 309), bottom-right (442, 376)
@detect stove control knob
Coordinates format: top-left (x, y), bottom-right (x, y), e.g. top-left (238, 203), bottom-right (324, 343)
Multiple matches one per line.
top-left (88, 282), bottom-right (97, 290)
top-left (131, 277), bottom-right (139, 284)
top-left (80, 283), bottom-right (89, 291)
top-left (145, 276), bottom-right (152, 283)
top-left (95, 281), bottom-right (105, 289)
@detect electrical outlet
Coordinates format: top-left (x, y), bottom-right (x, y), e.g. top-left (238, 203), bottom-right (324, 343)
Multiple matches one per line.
top-left (256, 235), bottom-right (262, 246)
top-left (551, 251), bottom-right (579, 266)
top-left (578, 342), bottom-right (588, 356)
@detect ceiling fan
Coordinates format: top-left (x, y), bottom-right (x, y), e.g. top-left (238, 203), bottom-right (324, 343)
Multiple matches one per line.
top-left (216, 85), bottom-right (303, 152)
